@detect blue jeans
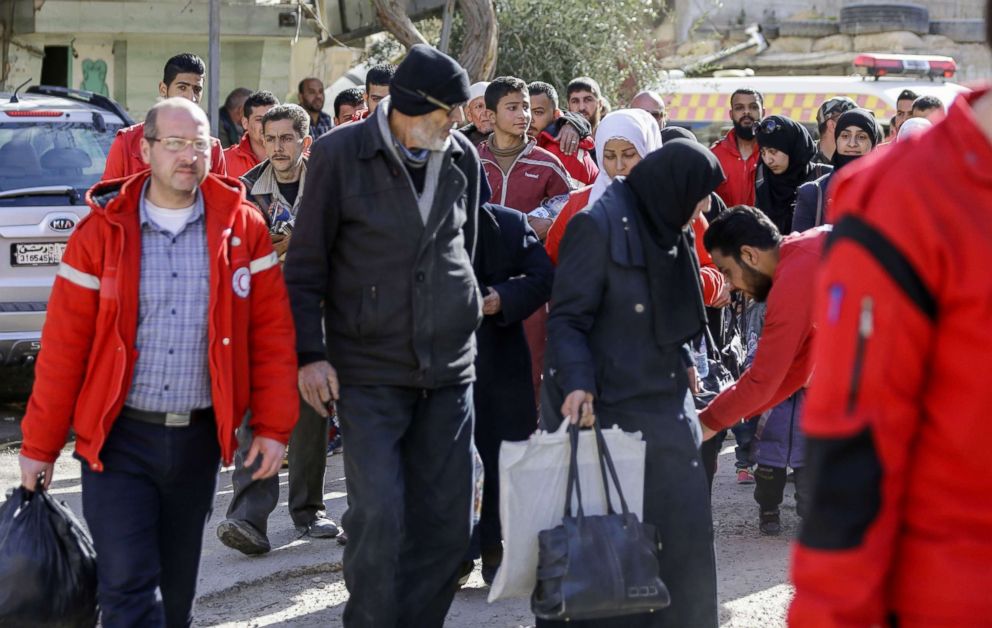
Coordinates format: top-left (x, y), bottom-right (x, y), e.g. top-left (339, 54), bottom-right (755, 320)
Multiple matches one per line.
top-left (79, 415), bottom-right (220, 628)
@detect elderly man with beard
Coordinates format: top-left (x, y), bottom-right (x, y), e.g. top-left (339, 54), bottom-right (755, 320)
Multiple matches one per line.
top-left (711, 88), bottom-right (763, 207)
top-left (284, 44), bottom-right (482, 627)
top-left (699, 206), bottom-right (827, 533)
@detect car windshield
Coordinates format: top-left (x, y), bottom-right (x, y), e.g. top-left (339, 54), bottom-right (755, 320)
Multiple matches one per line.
top-left (0, 121), bottom-right (120, 204)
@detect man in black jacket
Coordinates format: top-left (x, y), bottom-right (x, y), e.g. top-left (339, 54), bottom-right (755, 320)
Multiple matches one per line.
top-left (284, 44), bottom-right (482, 627)
top-left (465, 201), bottom-right (553, 585)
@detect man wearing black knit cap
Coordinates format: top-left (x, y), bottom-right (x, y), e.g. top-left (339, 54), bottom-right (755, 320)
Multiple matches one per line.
top-left (284, 43), bottom-right (483, 627)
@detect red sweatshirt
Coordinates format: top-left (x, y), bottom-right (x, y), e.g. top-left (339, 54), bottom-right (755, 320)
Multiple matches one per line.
top-left (223, 133), bottom-right (263, 179)
top-left (790, 88), bottom-right (992, 628)
top-left (699, 228), bottom-right (825, 430)
top-left (711, 128), bottom-right (759, 207)
top-left (537, 129), bottom-right (599, 186)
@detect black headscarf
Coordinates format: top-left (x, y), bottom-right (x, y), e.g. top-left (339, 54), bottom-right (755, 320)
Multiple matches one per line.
top-left (623, 139), bottom-right (726, 347)
top-left (832, 108), bottom-right (881, 171)
top-left (660, 126), bottom-right (698, 144)
top-left (755, 115), bottom-right (817, 232)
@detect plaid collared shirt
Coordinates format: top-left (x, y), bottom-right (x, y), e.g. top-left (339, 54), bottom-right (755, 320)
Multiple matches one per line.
top-left (309, 111), bottom-right (333, 140)
top-left (124, 182), bottom-right (212, 413)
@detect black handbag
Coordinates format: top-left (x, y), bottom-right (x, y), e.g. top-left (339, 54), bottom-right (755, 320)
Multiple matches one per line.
top-left (531, 422), bottom-right (671, 621)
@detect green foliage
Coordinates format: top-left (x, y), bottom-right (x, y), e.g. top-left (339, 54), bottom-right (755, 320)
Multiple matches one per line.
top-left (364, 0), bottom-right (665, 107)
top-left (486, 0), bottom-right (663, 106)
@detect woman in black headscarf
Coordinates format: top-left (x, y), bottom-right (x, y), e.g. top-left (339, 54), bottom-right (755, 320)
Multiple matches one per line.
top-left (793, 108), bottom-right (882, 231)
top-left (754, 115), bottom-right (831, 233)
top-left (540, 140), bottom-right (725, 628)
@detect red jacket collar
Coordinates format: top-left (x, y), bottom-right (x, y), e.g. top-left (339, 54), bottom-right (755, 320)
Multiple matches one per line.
top-left (86, 171), bottom-right (248, 220)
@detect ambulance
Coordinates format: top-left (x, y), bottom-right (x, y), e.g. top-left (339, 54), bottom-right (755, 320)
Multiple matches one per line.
top-left (658, 53), bottom-right (971, 144)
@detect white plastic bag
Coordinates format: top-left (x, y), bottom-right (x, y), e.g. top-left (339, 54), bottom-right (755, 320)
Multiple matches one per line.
top-left (488, 421), bottom-right (646, 602)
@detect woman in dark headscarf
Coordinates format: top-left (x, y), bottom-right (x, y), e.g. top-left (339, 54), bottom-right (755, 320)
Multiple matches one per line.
top-left (540, 139), bottom-right (725, 628)
top-left (793, 108), bottom-right (882, 231)
top-left (754, 115), bottom-right (831, 233)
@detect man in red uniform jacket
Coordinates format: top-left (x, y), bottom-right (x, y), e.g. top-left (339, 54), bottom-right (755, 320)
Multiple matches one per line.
top-left (699, 205), bottom-right (824, 435)
top-left (102, 53), bottom-right (226, 180)
top-left (789, 81), bottom-right (992, 626)
top-left (710, 88), bottom-right (763, 207)
top-left (224, 90), bottom-right (278, 178)
top-left (19, 98), bottom-right (297, 626)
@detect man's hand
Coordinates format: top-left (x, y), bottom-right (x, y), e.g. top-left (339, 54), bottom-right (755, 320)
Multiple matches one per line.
top-left (562, 390), bottom-right (596, 427)
top-left (244, 436), bottom-right (286, 480)
top-left (271, 233), bottom-right (291, 257)
top-left (558, 123), bottom-right (580, 156)
top-left (482, 287), bottom-right (502, 316)
top-left (687, 366), bottom-right (700, 395)
top-left (19, 454), bottom-right (54, 492)
top-left (299, 360), bottom-right (339, 417)
top-left (701, 424), bottom-right (719, 442)
top-left (711, 282), bottom-right (732, 308)
top-left (528, 216), bottom-right (553, 240)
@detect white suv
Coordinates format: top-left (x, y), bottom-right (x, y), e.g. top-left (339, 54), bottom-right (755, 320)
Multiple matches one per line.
top-left (0, 85), bottom-right (131, 377)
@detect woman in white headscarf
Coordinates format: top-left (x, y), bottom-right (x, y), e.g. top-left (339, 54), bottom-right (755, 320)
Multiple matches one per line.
top-left (545, 109), bottom-right (661, 264)
top-left (544, 111), bottom-right (728, 309)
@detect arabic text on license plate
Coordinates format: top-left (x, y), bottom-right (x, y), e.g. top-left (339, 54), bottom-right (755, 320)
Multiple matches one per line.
top-left (13, 242), bottom-right (67, 266)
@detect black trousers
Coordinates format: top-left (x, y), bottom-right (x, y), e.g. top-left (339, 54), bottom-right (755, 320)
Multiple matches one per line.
top-left (754, 464), bottom-right (809, 518)
top-left (80, 415), bottom-right (220, 628)
top-left (226, 394), bottom-right (328, 532)
top-left (337, 384), bottom-right (475, 628)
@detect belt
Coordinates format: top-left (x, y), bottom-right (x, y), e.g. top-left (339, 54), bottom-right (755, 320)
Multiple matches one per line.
top-left (121, 405), bottom-right (214, 427)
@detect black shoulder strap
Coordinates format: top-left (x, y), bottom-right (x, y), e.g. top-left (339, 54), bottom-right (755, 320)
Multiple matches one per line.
top-left (825, 215), bottom-right (937, 321)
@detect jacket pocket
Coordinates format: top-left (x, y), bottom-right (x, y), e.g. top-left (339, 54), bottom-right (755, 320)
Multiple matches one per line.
top-left (356, 285), bottom-right (379, 341)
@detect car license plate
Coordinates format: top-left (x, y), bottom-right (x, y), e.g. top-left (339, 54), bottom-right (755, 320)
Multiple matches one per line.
top-left (11, 242), bottom-right (67, 267)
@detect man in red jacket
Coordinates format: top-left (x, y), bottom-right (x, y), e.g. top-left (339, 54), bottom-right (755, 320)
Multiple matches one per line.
top-left (102, 53), bottom-right (226, 180)
top-left (224, 90), bottom-right (278, 178)
top-left (710, 88), bottom-right (763, 207)
top-left (789, 74), bottom-right (992, 627)
top-left (527, 81), bottom-right (598, 186)
top-left (699, 207), bottom-right (824, 532)
top-left (19, 98), bottom-right (298, 627)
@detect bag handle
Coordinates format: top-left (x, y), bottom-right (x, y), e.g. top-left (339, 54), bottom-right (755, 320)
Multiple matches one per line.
top-left (592, 422), bottom-right (631, 517)
top-left (563, 422), bottom-right (585, 520)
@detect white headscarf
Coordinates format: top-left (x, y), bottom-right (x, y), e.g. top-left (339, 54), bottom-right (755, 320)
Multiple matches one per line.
top-left (587, 109), bottom-right (663, 206)
top-left (897, 116), bottom-right (933, 142)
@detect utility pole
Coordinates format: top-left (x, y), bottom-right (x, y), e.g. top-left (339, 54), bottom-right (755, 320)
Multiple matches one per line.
top-left (208, 0), bottom-right (220, 134)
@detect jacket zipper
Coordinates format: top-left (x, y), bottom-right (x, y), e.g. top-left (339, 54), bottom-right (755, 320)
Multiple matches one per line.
top-left (846, 296), bottom-right (874, 414)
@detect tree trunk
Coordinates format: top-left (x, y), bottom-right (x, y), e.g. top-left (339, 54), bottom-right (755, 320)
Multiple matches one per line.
top-left (371, 0), bottom-right (498, 83)
top-left (457, 0), bottom-right (498, 81)
top-left (371, 0), bottom-right (429, 48)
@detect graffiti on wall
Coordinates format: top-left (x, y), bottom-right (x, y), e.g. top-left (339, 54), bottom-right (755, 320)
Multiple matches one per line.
top-left (79, 59), bottom-right (109, 96)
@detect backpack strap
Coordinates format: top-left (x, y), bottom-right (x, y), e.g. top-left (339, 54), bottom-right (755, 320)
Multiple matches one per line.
top-left (814, 183), bottom-right (825, 227)
top-left (825, 215), bottom-right (937, 321)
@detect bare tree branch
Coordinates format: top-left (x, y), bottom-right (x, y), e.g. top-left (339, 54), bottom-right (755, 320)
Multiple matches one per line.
top-left (372, 0), bottom-right (498, 82)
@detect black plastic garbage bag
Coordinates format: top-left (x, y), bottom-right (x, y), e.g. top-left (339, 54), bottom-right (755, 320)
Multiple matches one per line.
top-left (0, 480), bottom-right (98, 627)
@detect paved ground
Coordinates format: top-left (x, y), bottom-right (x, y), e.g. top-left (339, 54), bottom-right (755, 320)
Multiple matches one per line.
top-left (0, 411), bottom-right (798, 627)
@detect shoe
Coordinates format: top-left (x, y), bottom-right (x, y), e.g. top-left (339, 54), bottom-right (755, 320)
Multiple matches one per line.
top-left (336, 528), bottom-right (348, 546)
top-left (480, 545), bottom-right (503, 586)
top-left (456, 560), bottom-right (474, 588)
top-left (759, 510), bottom-right (781, 536)
top-left (217, 519), bottom-right (271, 555)
top-left (326, 434), bottom-right (343, 456)
top-left (297, 516), bottom-right (340, 539)
top-left (737, 468), bottom-right (755, 484)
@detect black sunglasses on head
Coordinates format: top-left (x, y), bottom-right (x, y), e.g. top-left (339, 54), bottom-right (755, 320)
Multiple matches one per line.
top-left (757, 118), bottom-right (782, 135)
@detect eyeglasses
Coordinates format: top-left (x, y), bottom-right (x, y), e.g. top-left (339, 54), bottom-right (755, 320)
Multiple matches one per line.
top-left (148, 137), bottom-right (211, 153)
top-left (391, 83), bottom-right (465, 116)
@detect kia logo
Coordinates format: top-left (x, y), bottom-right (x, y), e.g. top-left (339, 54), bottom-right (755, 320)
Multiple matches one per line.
top-left (49, 217), bottom-right (76, 231)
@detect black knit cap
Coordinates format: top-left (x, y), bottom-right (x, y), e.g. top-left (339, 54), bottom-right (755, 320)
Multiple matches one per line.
top-left (389, 44), bottom-right (471, 116)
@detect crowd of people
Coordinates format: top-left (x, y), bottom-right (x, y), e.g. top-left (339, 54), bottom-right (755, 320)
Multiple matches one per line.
top-left (13, 11), bottom-right (992, 627)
